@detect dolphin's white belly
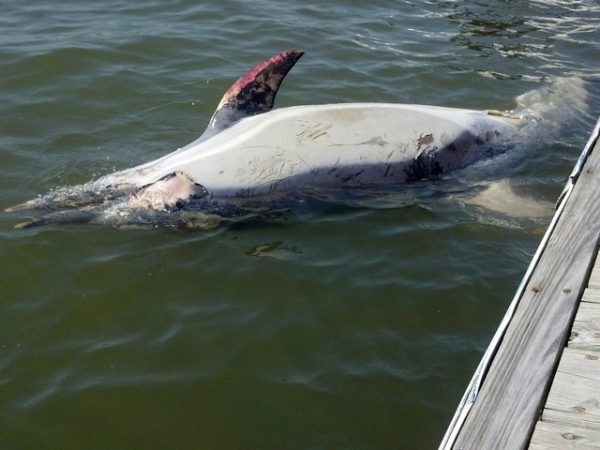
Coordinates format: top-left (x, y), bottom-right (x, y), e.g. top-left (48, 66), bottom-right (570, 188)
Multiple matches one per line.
top-left (101, 103), bottom-right (516, 197)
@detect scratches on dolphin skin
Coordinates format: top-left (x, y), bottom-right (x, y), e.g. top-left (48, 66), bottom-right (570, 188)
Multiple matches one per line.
top-left (327, 159), bottom-right (342, 176)
top-left (296, 122), bottom-right (333, 143)
top-left (310, 130), bottom-right (329, 141)
top-left (234, 145), bottom-right (313, 193)
top-left (358, 136), bottom-right (389, 147)
top-left (235, 147), bottom-right (288, 186)
top-left (384, 164), bottom-right (392, 177)
top-left (326, 135), bottom-right (390, 148)
top-left (339, 169), bottom-right (365, 182)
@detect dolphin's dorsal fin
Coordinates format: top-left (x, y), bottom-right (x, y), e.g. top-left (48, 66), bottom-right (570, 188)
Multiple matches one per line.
top-left (203, 50), bottom-right (304, 139)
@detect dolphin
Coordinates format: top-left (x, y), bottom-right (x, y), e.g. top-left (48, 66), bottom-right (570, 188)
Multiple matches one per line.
top-left (5, 49), bottom-right (521, 229)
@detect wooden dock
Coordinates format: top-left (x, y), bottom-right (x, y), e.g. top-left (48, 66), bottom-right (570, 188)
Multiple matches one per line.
top-left (440, 115), bottom-right (600, 450)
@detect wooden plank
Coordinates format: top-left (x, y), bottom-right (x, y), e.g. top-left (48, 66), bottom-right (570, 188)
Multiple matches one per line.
top-left (542, 348), bottom-right (600, 432)
top-left (590, 264), bottom-right (600, 289)
top-left (551, 347), bottom-right (600, 381)
top-left (530, 420), bottom-right (600, 449)
top-left (582, 288), bottom-right (600, 304)
top-left (453, 134), bottom-right (600, 448)
top-left (544, 409), bottom-right (600, 435)
top-left (530, 349), bottom-right (600, 448)
top-left (569, 302), bottom-right (600, 351)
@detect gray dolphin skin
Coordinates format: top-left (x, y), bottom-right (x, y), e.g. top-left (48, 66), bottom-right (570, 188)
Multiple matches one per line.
top-left (5, 50), bottom-right (521, 229)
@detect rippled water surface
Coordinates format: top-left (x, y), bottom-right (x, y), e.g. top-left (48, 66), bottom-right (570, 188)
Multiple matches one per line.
top-left (1, 1), bottom-right (599, 449)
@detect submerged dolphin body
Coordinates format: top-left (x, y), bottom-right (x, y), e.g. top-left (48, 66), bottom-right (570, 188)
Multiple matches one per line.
top-left (6, 50), bottom-right (521, 229)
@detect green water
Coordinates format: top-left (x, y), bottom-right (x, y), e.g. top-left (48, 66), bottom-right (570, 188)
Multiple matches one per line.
top-left (1, 1), bottom-right (599, 449)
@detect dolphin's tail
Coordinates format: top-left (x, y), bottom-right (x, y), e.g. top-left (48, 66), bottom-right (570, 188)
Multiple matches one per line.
top-left (512, 77), bottom-right (589, 131)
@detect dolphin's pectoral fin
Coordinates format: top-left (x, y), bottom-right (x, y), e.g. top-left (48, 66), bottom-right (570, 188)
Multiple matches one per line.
top-left (203, 49), bottom-right (304, 138)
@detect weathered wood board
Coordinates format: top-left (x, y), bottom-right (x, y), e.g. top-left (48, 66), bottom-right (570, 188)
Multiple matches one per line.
top-left (530, 420), bottom-right (600, 450)
top-left (569, 300), bottom-right (600, 352)
top-left (582, 288), bottom-right (600, 304)
top-left (542, 348), bottom-right (600, 429)
top-left (452, 130), bottom-right (600, 449)
top-left (590, 263), bottom-right (600, 289)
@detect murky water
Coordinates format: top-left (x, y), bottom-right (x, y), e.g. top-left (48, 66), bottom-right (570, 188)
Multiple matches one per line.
top-left (1, 1), bottom-right (599, 449)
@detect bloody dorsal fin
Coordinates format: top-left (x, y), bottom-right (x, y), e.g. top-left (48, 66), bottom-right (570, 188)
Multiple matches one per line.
top-left (204, 49), bottom-right (304, 138)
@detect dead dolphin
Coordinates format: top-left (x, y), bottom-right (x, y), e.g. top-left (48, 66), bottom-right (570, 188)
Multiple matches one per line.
top-left (5, 49), bottom-right (521, 229)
